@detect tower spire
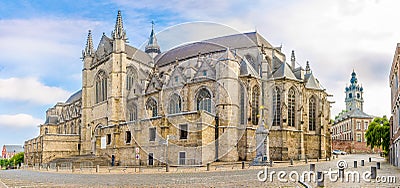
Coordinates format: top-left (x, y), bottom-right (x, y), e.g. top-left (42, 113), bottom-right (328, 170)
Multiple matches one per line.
top-left (345, 70), bottom-right (364, 111)
top-left (112, 10), bottom-right (126, 40)
top-left (145, 21), bottom-right (161, 58)
top-left (290, 50), bottom-right (295, 70)
top-left (350, 70), bottom-right (358, 85)
top-left (83, 30), bottom-right (94, 57)
top-left (305, 61), bottom-right (311, 74)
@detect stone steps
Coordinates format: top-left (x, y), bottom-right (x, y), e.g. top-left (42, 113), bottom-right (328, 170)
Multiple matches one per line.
top-left (48, 155), bottom-right (110, 167)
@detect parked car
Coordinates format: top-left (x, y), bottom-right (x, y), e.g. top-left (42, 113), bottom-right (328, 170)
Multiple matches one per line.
top-left (333, 149), bottom-right (342, 155)
top-left (333, 149), bottom-right (347, 155)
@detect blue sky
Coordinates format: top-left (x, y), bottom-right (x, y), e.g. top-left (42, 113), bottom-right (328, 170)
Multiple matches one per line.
top-left (0, 0), bottom-right (398, 146)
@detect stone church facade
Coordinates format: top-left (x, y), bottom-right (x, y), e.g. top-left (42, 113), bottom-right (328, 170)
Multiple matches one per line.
top-left (25, 11), bottom-right (332, 166)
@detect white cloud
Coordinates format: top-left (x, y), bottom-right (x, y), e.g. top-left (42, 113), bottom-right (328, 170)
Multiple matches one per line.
top-left (0, 77), bottom-right (71, 104)
top-left (0, 113), bottom-right (43, 128)
top-left (125, 0), bottom-right (396, 117)
top-left (256, 0), bottom-right (397, 117)
top-left (0, 18), bottom-right (105, 79)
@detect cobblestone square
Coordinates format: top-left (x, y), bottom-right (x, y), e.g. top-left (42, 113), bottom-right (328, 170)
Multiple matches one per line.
top-left (0, 154), bottom-right (399, 187)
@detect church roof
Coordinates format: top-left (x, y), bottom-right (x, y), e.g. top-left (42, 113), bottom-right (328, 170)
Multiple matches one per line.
top-left (93, 34), bottom-right (152, 65)
top-left (65, 90), bottom-right (82, 103)
top-left (126, 44), bottom-right (152, 64)
top-left (154, 32), bottom-right (273, 67)
top-left (304, 73), bottom-right (324, 90)
top-left (271, 62), bottom-right (298, 80)
top-left (240, 58), bottom-right (259, 76)
top-left (3, 145), bottom-right (23, 153)
top-left (204, 31), bottom-right (273, 49)
top-left (155, 41), bottom-right (226, 67)
top-left (45, 115), bottom-right (59, 124)
top-left (334, 108), bottom-right (373, 123)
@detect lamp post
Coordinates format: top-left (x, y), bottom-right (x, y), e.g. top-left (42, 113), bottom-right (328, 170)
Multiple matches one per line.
top-left (165, 135), bottom-right (170, 172)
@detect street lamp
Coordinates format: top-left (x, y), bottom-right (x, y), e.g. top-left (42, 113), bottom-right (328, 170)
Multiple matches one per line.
top-left (166, 135), bottom-right (170, 172)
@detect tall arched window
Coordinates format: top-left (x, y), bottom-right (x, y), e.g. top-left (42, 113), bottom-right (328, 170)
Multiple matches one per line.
top-left (273, 87), bottom-right (281, 126)
top-left (71, 123), bottom-right (75, 134)
top-left (169, 94), bottom-right (182, 114)
top-left (95, 70), bottom-right (107, 103)
top-left (309, 96), bottom-right (316, 131)
top-left (128, 103), bottom-right (138, 121)
top-left (240, 84), bottom-right (246, 124)
top-left (196, 88), bottom-right (212, 113)
top-left (146, 98), bottom-right (158, 117)
top-left (252, 86), bottom-right (260, 125)
top-left (288, 88), bottom-right (296, 127)
top-left (126, 67), bottom-right (137, 91)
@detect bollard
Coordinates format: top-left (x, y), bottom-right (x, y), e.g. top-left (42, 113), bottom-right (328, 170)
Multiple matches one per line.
top-left (340, 169), bottom-right (345, 178)
top-left (242, 161), bottom-right (245, 169)
top-left (166, 163), bottom-right (169, 172)
top-left (47, 166), bottom-right (49, 171)
top-left (371, 167), bottom-right (377, 179)
top-left (361, 160), bottom-right (364, 166)
top-left (369, 157), bottom-right (371, 162)
top-left (305, 157), bottom-right (308, 164)
top-left (290, 159), bottom-right (293, 165)
top-left (377, 162), bottom-right (380, 169)
top-left (317, 171), bottom-right (324, 187)
top-left (96, 165), bottom-right (99, 173)
top-left (207, 163), bottom-right (210, 171)
top-left (56, 166), bottom-right (59, 172)
top-left (354, 161), bottom-right (357, 168)
top-left (310, 164), bottom-right (315, 172)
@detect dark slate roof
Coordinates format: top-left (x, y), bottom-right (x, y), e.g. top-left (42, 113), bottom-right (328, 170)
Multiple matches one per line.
top-left (334, 109), bottom-right (373, 123)
top-left (65, 90), bottom-right (82, 103)
top-left (271, 62), bottom-right (298, 80)
top-left (304, 73), bottom-right (324, 90)
top-left (45, 115), bottom-right (59, 124)
top-left (155, 41), bottom-right (226, 67)
top-left (3, 145), bottom-right (23, 153)
top-left (240, 59), bottom-right (258, 76)
top-left (204, 32), bottom-right (273, 49)
top-left (126, 44), bottom-right (152, 63)
top-left (155, 32), bottom-right (272, 67)
top-left (95, 35), bottom-right (152, 65)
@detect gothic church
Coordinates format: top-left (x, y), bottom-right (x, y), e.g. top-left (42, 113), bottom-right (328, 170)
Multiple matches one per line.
top-left (25, 11), bottom-right (332, 166)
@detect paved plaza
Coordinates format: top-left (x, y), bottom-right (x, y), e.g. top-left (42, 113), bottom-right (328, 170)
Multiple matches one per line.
top-left (0, 154), bottom-right (399, 187)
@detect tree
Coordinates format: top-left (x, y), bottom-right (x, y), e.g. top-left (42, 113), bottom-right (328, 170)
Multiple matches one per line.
top-left (0, 159), bottom-right (7, 169)
top-left (365, 116), bottom-right (390, 155)
top-left (9, 152), bottom-right (24, 167)
top-left (0, 152), bottom-right (24, 169)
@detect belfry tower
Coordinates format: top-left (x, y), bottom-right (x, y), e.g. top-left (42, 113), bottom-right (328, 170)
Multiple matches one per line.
top-left (345, 70), bottom-right (364, 111)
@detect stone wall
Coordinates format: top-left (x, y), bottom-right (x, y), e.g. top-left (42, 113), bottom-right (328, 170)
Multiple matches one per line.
top-left (24, 134), bottom-right (79, 165)
top-left (333, 140), bottom-right (381, 154)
